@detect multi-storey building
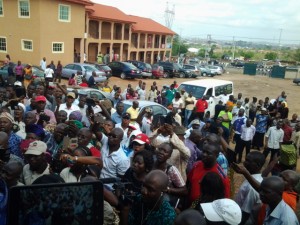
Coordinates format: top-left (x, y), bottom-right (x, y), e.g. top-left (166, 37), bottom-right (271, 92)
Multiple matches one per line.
top-left (0, 0), bottom-right (175, 65)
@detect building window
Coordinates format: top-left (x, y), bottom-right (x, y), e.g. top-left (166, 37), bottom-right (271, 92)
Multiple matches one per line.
top-left (0, 0), bottom-right (4, 16)
top-left (21, 39), bottom-right (33, 51)
top-left (18, 0), bottom-right (30, 18)
top-left (58, 4), bottom-right (70, 22)
top-left (52, 42), bottom-right (64, 53)
top-left (0, 37), bottom-right (7, 52)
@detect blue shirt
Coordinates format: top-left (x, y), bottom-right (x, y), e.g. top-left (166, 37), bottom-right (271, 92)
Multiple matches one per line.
top-left (264, 200), bottom-right (299, 225)
top-left (255, 114), bottom-right (269, 133)
top-left (233, 116), bottom-right (247, 134)
top-left (111, 112), bottom-right (122, 124)
top-left (9, 132), bottom-right (22, 159)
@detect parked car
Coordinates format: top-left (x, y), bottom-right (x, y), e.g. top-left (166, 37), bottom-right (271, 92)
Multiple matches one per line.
top-left (182, 64), bottom-right (201, 78)
top-left (151, 64), bottom-right (164, 78)
top-left (92, 64), bottom-right (112, 78)
top-left (108, 62), bottom-right (141, 79)
top-left (67, 87), bottom-right (111, 101)
top-left (207, 65), bottom-right (223, 75)
top-left (126, 60), bottom-right (152, 78)
top-left (197, 66), bottom-right (214, 77)
top-left (62, 63), bottom-right (107, 83)
top-left (231, 61), bottom-right (245, 68)
top-left (293, 78), bottom-right (300, 85)
top-left (158, 61), bottom-right (191, 78)
top-left (122, 100), bottom-right (169, 117)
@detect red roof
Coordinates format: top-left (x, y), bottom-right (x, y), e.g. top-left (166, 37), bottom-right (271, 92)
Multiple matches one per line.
top-left (63, 0), bottom-right (93, 6)
top-left (86, 4), bottom-right (135, 23)
top-left (129, 15), bottom-right (176, 35)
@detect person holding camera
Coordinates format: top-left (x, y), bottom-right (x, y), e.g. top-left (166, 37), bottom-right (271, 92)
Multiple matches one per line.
top-left (32, 95), bottom-right (56, 125)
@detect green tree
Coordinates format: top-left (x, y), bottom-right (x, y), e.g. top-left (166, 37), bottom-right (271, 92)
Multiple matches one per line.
top-left (264, 52), bottom-right (278, 60)
top-left (171, 35), bottom-right (188, 56)
top-left (293, 49), bottom-right (300, 61)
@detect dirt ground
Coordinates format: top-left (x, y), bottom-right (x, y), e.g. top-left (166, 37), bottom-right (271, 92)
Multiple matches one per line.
top-left (107, 73), bottom-right (300, 114)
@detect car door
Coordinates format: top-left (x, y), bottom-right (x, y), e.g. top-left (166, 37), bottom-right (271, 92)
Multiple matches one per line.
top-left (109, 62), bottom-right (121, 76)
top-left (62, 64), bottom-right (75, 78)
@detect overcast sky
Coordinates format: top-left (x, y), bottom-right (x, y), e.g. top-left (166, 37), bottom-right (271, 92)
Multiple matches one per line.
top-left (92, 0), bottom-right (300, 45)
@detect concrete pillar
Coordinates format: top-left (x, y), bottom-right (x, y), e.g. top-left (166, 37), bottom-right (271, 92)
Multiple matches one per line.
top-left (159, 35), bottom-right (162, 49)
top-left (120, 44), bottom-right (123, 61)
top-left (138, 33), bottom-right (141, 49)
top-left (110, 22), bottom-right (114, 40)
top-left (98, 21), bottom-right (102, 39)
top-left (150, 51), bottom-right (154, 64)
top-left (121, 24), bottom-right (125, 40)
top-left (110, 43), bottom-right (113, 62)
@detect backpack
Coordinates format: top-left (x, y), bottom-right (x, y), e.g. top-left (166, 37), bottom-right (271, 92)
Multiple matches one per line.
top-left (280, 143), bottom-right (297, 166)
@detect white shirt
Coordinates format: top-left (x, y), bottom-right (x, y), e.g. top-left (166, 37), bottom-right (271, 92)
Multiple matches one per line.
top-left (115, 123), bottom-right (128, 146)
top-left (265, 126), bottom-right (284, 149)
top-left (142, 117), bottom-right (152, 136)
top-left (58, 103), bottom-right (80, 118)
top-left (235, 174), bottom-right (263, 214)
top-left (172, 98), bottom-right (183, 109)
top-left (138, 89), bottom-right (146, 100)
top-left (60, 167), bottom-right (81, 183)
top-left (44, 68), bottom-right (54, 78)
top-left (100, 134), bottom-right (130, 179)
top-left (241, 124), bottom-right (256, 141)
top-left (40, 60), bottom-right (47, 71)
top-left (22, 164), bottom-right (50, 185)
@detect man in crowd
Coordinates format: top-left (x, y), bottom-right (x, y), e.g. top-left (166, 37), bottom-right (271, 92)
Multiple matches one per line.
top-left (58, 92), bottom-right (80, 118)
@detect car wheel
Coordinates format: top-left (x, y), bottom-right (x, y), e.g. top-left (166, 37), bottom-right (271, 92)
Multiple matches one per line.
top-left (163, 72), bottom-right (169, 78)
top-left (179, 72), bottom-right (185, 78)
top-left (120, 73), bottom-right (126, 79)
top-left (202, 72), bottom-right (207, 76)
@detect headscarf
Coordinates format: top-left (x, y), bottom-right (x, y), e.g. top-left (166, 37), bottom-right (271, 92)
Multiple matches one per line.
top-left (0, 112), bottom-right (14, 123)
top-left (69, 110), bottom-right (83, 122)
top-left (73, 120), bottom-right (83, 130)
top-left (25, 124), bottom-right (45, 140)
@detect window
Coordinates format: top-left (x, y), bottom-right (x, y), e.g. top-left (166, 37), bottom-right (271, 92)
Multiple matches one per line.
top-left (0, 0), bottom-right (3, 16)
top-left (18, 0), bottom-right (30, 18)
top-left (0, 37), bottom-right (7, 52)
top-left (52, 42), bottom-right (64, 53)
top-left (215, 84), bottom-right (233, 97)
top-left (59, 4), bottom-right (70, 22)
top-left (21, 39), bottom-right (33, 51)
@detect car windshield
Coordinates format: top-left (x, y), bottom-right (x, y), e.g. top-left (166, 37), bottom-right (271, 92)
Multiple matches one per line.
top-left (178, 84), bottom-right (206, 99)
top-left (173, 63), bottom-right (182, 69)
top-left (83, 66), bottom-right (97, 71)
top-left (145, 63), bottom-right (152, 69)
top-left (100, 65), bottom-right (111, 70)
top-left (123, 62), bottom-right (137, 69)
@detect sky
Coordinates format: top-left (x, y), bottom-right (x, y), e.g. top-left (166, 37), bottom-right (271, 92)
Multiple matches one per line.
top-left (92, 0), bottom-right (300, 45)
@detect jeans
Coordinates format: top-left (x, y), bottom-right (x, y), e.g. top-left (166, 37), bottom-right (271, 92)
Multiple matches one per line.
top-left (184, 109), bottom-right (193, 127)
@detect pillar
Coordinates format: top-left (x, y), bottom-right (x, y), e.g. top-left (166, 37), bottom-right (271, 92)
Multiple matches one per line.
top-left (98, 21), bottom-right (102, 39)
top-left (110, 22), bottom-right (114, 40)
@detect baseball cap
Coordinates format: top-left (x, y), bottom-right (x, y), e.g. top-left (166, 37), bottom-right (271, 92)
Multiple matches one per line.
top-left (25, 141), bottom-right (47, 155)
top-left (133, 133), bottom-right (150, 145)
top-left (35, 95), bottom-right (47, 102)
top-left (122, 113), bottom-right (131, 120)
top-left (14, 81), bottom-right (22, 87)
top-left (67, 92), bottom-right (76, 99)
top-left (128, 124), bottom-right (137, 130)
top-left (190, 119), bottom-right (200, 125)
top-left (200, 199), bottom-right (242, 225)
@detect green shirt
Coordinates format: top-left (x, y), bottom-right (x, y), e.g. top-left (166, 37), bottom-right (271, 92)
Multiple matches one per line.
top-left (218, 110), bottom-right (233, 129)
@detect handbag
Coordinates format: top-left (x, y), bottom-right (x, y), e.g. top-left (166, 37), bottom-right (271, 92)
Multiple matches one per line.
top-left (280, 143), bottom-right (297, 166)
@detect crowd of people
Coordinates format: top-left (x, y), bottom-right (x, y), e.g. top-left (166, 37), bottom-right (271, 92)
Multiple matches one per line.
top-left (0, 58), bottom-right (299, 225)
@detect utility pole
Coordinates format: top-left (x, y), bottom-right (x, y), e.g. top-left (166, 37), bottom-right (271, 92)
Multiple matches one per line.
top-left (232, 36), bottom-right (236, 61)
top-left (277, 28), bottom-right (283, 61)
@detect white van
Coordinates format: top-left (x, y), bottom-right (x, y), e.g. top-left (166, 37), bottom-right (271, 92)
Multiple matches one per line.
top-left (177, 79), bottom-right (234, 117)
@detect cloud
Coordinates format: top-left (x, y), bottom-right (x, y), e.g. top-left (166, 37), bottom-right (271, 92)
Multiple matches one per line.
top-left (91, 0), bottom-right (300, 43)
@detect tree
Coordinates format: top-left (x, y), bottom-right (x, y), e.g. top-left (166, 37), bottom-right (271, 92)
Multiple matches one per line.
top-left (171, 35), bottom-right (188, 56)
top-left (293, 48), bottom-right (300, 61)
top-left (264, 52), bottom-right (278, 60)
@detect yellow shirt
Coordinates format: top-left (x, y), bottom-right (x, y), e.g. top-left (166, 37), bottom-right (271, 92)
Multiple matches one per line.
top-left (126, 107), bottom-right (139, 120)
top-left (102, 86), bottom-right (112, 93)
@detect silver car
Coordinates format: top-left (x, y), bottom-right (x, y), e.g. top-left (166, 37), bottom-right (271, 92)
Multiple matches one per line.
top-left (207, 65), bottom-right (223, 75)
top-left (62, 63), bottom-right (107, 83)
top-left (122, 100), bottom-right (169, 117)
top-left (67, 87), bottom-right (111, 101)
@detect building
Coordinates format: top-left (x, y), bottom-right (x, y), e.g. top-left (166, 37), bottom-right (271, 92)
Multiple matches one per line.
top-left (0, 0), bottom-right (93, 66)
top-left (0, 0), bottom-right (175, 66)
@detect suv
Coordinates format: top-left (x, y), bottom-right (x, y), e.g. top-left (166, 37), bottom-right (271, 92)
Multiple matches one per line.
top-left (158, 61), bottom-right (190, 78)
top-left (183, 64), bottom-right (201, 78)
top-left (126, 60), bottom-right (152, 78)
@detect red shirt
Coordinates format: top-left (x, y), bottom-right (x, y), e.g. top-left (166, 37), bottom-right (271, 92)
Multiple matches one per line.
top-left (90, 146), bottom-right (101, 157)
top-left (195, 99), bottom-right (208, 113)
top-left (79, 83), bottom-right (88, 87)
top-left (282, 124), bottom-right (293, 142)
top-left (187, 161), bottom-right (230, 204)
